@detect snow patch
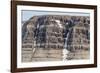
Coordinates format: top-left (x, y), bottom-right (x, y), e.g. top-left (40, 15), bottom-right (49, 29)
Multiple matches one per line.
top-left (63, 31), bottom-right (70, 61)
top-left (50, 19), bottom-right (63, 28)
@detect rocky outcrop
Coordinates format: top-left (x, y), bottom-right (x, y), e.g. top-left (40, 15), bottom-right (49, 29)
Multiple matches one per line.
top-left (22, 15), bottom-right (90, 62)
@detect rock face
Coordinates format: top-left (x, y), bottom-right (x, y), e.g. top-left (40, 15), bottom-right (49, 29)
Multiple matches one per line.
top-left (67, 19), bottom-right (90, 60)
top-left (22, 15), bottom-right (90, 62)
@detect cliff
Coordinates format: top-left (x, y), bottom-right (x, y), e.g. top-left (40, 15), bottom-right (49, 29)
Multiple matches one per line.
top-left (22, 15), bottom-right (90, 62)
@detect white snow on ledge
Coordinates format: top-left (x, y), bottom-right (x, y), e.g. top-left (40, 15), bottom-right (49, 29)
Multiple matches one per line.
top-left (50, 19), bottom-right (63, 28)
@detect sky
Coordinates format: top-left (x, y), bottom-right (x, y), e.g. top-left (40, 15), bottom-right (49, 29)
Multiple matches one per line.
top-left (21, 10), bottom-right (90, 21)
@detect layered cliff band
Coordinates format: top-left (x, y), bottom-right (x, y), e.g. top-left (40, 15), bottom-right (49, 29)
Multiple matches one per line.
top-left (22, 14), bottom-right (90, 62)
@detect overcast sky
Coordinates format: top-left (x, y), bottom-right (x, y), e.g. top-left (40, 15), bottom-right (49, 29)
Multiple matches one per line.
top-left (21, 10), bottom-right (90, 21)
